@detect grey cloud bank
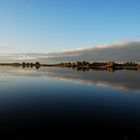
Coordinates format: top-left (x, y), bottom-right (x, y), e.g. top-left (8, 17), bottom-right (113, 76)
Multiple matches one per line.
top-left (0, 40), bottom-right (140, 63)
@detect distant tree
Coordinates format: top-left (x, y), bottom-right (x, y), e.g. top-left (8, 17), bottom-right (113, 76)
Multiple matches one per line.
top-left (30, 63), bottom-right (34, 67)
top-left (76, 61), bottom-right (81, 66)
top-left (72, 63), bottom-right (76, 66)
top-left (26, 63), bottom-right (30, 67)
top-left (22, 62), bottom-right (26, 66)
top-left (35, 62), bottom-right (40, 66)
top-left (107, 61), bottom-right (115, 67)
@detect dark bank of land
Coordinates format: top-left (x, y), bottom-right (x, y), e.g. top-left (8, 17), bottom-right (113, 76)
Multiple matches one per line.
top-left (0, 61), bottom-right (140, 71)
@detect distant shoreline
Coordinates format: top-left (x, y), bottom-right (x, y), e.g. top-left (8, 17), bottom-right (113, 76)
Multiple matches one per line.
top-left (0, 61), bottom-right (140, 71)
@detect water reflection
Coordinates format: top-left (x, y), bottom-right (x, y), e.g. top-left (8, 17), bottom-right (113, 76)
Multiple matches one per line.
top-left (0, 66), bottom-right (140, 139)
top-left (0, 66), bottom-right (139, 92)
top-left (67, 66), bottom-right (139, 72)
top-left (22, 64), bottom-right (40, 69)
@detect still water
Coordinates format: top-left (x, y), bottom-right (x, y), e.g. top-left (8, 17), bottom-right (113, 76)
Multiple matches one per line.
top-left (0, 66), bottom-right (140, 139)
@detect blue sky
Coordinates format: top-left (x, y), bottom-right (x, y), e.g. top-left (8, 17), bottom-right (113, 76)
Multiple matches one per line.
top-left (0, 0), bottom-right (140, 54)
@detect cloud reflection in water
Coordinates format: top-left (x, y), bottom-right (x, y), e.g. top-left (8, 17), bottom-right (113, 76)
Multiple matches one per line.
top-left (0, 66), bottom-right (139, 92)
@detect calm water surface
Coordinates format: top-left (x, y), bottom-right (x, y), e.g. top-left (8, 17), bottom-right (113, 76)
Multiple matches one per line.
top-left (0, 66), bottom-right (140, 139)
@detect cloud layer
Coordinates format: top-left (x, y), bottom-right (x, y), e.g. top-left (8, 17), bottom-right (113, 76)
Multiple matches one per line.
top-left (0, 40), bottom-right (140, 63)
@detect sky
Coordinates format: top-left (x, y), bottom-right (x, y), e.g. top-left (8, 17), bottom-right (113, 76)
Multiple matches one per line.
top-left (0, 0), bottom-right (140, 54)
